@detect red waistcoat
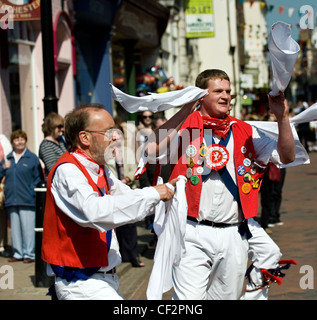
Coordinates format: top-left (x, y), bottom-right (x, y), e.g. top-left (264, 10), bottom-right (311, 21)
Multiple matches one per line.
top-left (169, 111), bottom-right (265, 220)
top-left (41, 152), bottom-right (109, 268)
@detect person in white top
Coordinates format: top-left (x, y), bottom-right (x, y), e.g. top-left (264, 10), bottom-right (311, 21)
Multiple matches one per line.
top-left (41, 104), bottom-right (177, 300)
top-left (144, 69), bottom-right (296, 300)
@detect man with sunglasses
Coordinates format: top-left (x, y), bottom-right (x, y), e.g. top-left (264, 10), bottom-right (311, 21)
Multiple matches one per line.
top-left (41, 104), bottom-right (176, 300)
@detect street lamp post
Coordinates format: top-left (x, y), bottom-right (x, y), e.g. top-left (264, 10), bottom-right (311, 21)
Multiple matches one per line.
top-left (41, 0), bottom-right (58, 116)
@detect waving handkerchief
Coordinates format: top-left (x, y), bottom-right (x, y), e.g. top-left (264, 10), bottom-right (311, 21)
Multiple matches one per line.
top-left (110, 83), bottom-right (207, 113)
top-left (268, 21), bottom-right (300, 96)
top-left (290, 102), bottom-right (317, 125)
top-left (246, 121), bottom-right (309, 167)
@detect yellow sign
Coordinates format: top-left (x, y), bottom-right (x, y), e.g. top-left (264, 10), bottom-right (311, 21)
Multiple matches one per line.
top-left (185, 0), bottom-right (214, 38)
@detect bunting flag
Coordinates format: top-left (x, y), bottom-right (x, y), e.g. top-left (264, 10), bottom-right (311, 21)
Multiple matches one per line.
top-left (278, 6), bottom-right (284, 15)
top-left (288, 7), bottom-right (295, 18)
top-left (236, 2), bottom-right (316, 29)
top-left (260, 2), bottom-right (266, 10)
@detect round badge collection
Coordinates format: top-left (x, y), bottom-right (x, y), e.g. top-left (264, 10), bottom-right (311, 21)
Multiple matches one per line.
top-left (185, 143), bottom-right (260, 193)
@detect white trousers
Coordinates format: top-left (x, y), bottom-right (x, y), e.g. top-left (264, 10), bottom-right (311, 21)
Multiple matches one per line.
top-left (241, 218), bottom-right (282, 300)
top-left (172, 220), bottom-right (249, 300)
top-left (54, 273), bottom-right (124, 300)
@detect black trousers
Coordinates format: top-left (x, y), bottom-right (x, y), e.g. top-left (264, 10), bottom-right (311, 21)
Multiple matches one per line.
top-left (116, 223), bottom-right (138, 262)
top-left (260, 168), bottom-right (286, 228)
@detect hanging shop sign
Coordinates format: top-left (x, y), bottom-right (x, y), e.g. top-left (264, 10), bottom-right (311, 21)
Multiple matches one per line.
top-left (0, 0), bottom-right (40, 21)
top-left (185, 0), bottom-right (214, 38)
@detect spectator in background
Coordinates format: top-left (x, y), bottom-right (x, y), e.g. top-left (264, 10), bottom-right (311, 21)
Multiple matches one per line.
top-left (154, 115), bottom-right (167, 129)
top-left (0, 130), bottom-right (43, 263)
top-left (136, 111), bottom-right (154, 162)
top-left (107, 123), bottom-right (145, 267)
top-left (39, 112), bottom-right (67, 178)
top-left (139, 114), bottom-right (170, 243)
top-left (0, 133), bottom-right (12, 257)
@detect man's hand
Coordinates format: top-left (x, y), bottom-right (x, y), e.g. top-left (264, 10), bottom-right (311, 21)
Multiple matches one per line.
top-left (153, 178), bottom-right (179, 202)
top-left (268, 91), bottom-right (288, 121)
top-left (268, 91), bottom-right (295, 164)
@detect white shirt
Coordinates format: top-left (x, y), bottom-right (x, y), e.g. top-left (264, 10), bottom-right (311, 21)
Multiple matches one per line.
top-left (50, 152), bottom-right (160, 271)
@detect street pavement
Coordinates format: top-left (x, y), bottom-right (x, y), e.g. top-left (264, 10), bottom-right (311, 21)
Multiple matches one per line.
top-left (1, 152), bottom-right (317, 300)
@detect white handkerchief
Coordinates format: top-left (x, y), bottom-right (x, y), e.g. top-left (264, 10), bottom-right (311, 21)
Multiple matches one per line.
top-left (268, 21), bottom-right (300, 96)
top-left (110, 83), bottom-right (207, 113)
top-left (146, 176), bottom-right (187, 300)
top-left (290, 102), bottom-right (317, 125)
top-left (246, 121), bottom-right (310, 167)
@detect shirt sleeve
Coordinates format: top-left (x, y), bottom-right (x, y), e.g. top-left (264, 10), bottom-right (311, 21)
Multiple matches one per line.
top-left (252, 125), bottom-right (281, 165)
top-left (51, 163), bottom-right (160, 232)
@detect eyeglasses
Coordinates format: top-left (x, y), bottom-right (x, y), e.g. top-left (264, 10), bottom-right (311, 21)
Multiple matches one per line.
top-left (56, 125), bottom-right (64, 129)
top-left (85, 129), bottom-right (115, 139)
top-left (142, 115), bottom-right (153, 119)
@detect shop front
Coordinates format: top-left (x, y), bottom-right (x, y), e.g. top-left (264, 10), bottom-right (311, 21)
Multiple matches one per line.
top-left (0, 1), bottom-right (76, 154)
top-left (111, 0), bottom-right (170, 121)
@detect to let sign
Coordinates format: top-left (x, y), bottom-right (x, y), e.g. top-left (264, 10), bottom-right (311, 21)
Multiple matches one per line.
top-left (185, 0), bottom-right (214, 38)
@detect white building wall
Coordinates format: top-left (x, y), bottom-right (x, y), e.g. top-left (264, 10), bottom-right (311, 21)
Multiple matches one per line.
top-left (196, 0), bottom-right (241, 117)
top-left (243, 1), bottom-right (268, 89)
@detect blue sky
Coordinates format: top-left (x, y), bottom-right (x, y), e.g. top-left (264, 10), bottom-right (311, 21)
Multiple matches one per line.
top-left (265, 0), bottom-right (316, 41)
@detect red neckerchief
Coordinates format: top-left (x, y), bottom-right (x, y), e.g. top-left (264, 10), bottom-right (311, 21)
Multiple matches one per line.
top-left (73, 148), bottom-right (109, 194)
top-left (202, 115), bottom-right (231, 140)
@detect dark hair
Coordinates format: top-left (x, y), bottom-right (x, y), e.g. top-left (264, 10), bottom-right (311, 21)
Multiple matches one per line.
top-left (195, 69), bottom-right (230, 89)
top-left (41, 112), bottom-right (64, 137)
top-left (10, 129), bottom-right (27, 144)
top-left (64, 103), bottom-right (105, 152)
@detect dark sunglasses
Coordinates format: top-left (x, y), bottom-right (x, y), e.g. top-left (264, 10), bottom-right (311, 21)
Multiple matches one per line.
top-left (142, 115), bottom-right (153, 119)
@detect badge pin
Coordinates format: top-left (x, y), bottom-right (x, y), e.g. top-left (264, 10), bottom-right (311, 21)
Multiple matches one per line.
top-left (252, 178), bottom-right (260, 189)
top-left (186, 167), bottom-right (193, 178)
top-left (243, 158), bottom-right (251, 167)
top-left (242, 183), bottom-right (252, 194)
top-left (241, 146), bottom-right (247, 154)
top-left (196, 166), bottom-right (204, 175)
top-left (186, 145), bottom-right (197, 158)
top-left (190, 175), bottom-right (199, 185)
top-left (187, 157), bottom-right (195, 168)
top-left (200, 146), bottom-right (209, 157)
top-left (243, 172), bottom-right (252, 183)
top-left (205, 144), bottom-right (229, 171)
top-left (237, 165), bottom-right (245, 176)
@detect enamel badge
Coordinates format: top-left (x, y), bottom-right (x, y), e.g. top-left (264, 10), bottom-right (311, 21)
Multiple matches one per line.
top-left (205, 144), bottom-right (229, 171)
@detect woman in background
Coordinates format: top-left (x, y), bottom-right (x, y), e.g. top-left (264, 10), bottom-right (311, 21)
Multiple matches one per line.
top-left (39, 112), bottom-right (67, 178)
top-left (0, 130), bottom-right (43, 263)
